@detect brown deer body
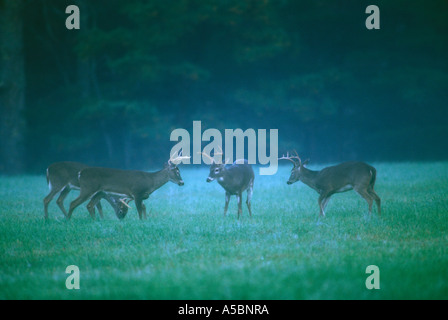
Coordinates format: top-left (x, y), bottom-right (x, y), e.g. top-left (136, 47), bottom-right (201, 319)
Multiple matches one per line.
top-left (43, 161), bottom-right (129, 220)
top-left (279, 153), bottom-right (381, 216)
top-left (205, 158), bottom-right (254, 219)
top-left (67, 154), bottom-right (189, 220)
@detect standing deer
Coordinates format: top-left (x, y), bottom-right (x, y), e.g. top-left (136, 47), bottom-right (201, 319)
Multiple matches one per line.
top-left (202, 152), bottom-right (254, 219)
top-left (43, 161), bottom-right (129, 220)
top-left (279, 152), bottom-right (381, 216)
top-left (67, 153), bottom-right (190, 220)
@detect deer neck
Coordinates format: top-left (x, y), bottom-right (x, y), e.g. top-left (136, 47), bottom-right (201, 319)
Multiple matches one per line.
top-left (299, 167), bottom-right (319, 191)
top-left (217, 168), bottom-right (232, 189)
top-left (145, 168), bottom-right (170, 193)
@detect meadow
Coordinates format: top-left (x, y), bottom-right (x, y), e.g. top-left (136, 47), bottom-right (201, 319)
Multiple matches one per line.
top-left (0, 163), bottom-right (447, 299)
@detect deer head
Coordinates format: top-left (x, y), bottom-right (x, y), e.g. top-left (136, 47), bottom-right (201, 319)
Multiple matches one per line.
top-left (166, 151), bottom-right (191, 186)
top-left (206, 162), bottom-right (226, 182)
top-left (199, 147), bottom-right (231, 182)
top-left (278, 151), bottom-right (309, 185)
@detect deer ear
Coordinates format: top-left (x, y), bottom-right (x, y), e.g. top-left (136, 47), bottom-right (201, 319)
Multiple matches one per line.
top-left (302, 159), bottom-right (310, 166)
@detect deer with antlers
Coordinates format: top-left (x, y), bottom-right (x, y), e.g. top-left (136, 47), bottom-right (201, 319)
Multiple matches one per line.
top-left (201, 148), bottom-right (254, 219)
top-left (44, 161), bottom-right (130, 220)
top-left (279, 152), bottom-right (381, 217)
top-left (67, 152), bottom-right (190, 220)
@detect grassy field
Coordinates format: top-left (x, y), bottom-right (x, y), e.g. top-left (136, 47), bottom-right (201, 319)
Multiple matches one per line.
top-left (0, 162), bottom-right (447, 299)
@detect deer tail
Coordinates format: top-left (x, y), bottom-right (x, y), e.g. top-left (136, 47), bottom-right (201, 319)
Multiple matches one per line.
top-left (47, 168), bottom-right (52, 191)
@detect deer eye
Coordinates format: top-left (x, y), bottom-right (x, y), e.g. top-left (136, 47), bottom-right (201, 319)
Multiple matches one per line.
top-left (214, 168), bottom-right (220, 174)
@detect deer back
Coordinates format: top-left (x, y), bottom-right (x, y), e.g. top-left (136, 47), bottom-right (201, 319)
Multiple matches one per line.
top-left (79, 167), bottom-right (144, 195)
top-left (78, 166), bottom-right (173, 198)
top-left (218, 160), bottom-right (254, 195)
top-left (315, 161), bottom-right (375, 192)
top-left (47, 161), bottom-right (89, 189)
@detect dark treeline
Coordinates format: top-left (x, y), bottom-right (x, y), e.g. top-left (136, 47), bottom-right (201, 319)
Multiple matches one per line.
top-left (1, 0), bottom-right (447, 174)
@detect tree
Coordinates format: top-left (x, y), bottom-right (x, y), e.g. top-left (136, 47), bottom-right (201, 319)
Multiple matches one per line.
top-left (0, 0), bottom-right (26, 174)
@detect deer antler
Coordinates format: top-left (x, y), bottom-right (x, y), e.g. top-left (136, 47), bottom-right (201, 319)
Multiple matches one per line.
top-left (198, 146), bottom-right (224, 164)
top-left (278, 151), bottom-right (302, 165)
top-left (169, 150), bottom-right (191, 165)
top-left (198, 151), bottom-right (215, 164)
top-left (292, 150), bottom-right (302, 164)
top-left (214, 145), bottom-right (224, 164)
top-left (119, 198), bottom-right (132, 209)
top-left (215, 145), bottom-right (224, 156)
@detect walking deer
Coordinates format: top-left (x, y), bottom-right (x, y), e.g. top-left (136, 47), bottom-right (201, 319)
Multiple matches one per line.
top-left (202, 152), bottom-right (254, 219)
top-left (67, 152), bottom-right (190, 220)
top-left (279, 152), bottom-right (381, 216)
top-left (43, 162), bottom-right (129, 220)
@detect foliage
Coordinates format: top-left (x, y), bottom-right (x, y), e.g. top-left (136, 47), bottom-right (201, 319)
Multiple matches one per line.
top-left (10, 0), bottom-right (448, 172)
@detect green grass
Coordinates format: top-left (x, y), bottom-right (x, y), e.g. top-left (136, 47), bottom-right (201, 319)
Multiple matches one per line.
top-left (1, 162), bottom-right (448, 299)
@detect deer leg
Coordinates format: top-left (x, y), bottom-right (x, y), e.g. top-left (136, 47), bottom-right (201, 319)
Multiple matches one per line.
top-left (95, 201), bottom-right (104, 219)
top-left (68, 190), bottom-right (96, 220)
top-left (43, 186), bottom-right (63, 219)
top-left (355, 188), bottom-right (373, 214)
top-left (246, 186), bottom-right (253, 218)
top-left (55, 186), bottom-right (71, 217)
top-left (86, 199), bottom-right (97, 220)
top-left (142, 203), bottom-right (147, 220)
top-left (322, 195), bottom-right (332, 212)
top-left (86, 192), bottom-right (104, 219)
top-left (135, 198), bottom-right (146, 220)
top-left (236, 192), bottom-right (242, 219)
top-left (368, 188), bottom-right (381, 216)
top-left (224, 192), bottom-right (230, 217)
top-left (318, 194), bottom-right (328, 217)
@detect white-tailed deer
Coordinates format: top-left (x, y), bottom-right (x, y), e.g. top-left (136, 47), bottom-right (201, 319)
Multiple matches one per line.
top-left (279, 152), bottom-right (381, 216)
top-left (67, 152), bottom-right (190, 220)
top-left (202, 151), bottom-right (254, 219)
top-left (44, 162), bottom-right (129, 220)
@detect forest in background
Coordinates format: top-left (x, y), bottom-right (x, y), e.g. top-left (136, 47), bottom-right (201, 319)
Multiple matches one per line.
top-left (1, 0), bottom-right (447, 174)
